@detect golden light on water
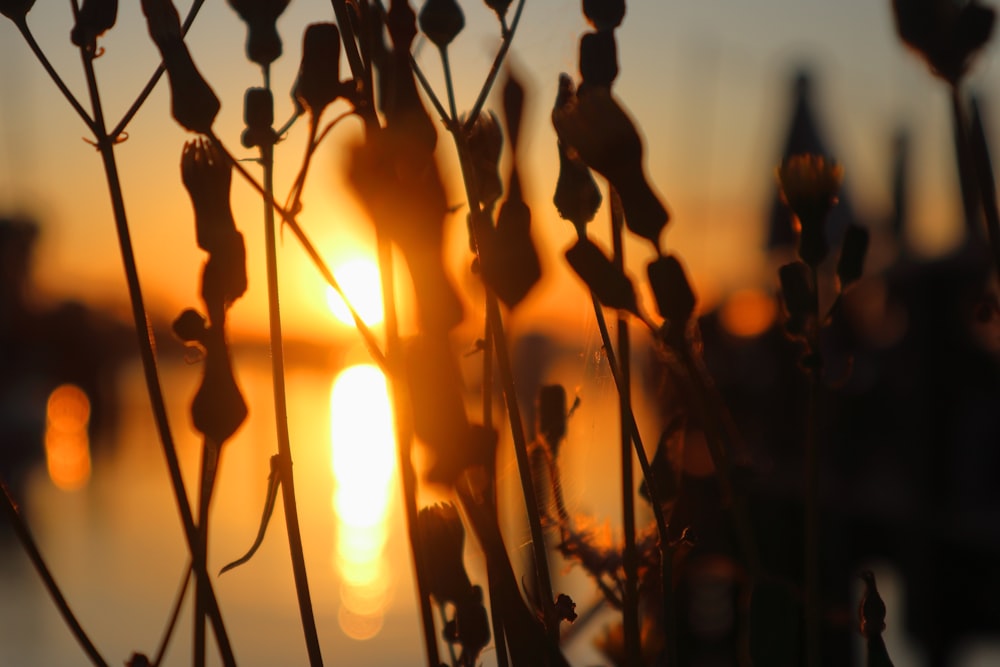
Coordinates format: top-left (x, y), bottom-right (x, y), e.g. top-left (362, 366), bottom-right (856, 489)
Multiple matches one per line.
top-left (326, 258), bottom-right (385, 327)
top-left (44, 384), bottom-right (92, 491)
top-left (329, 364), bottom-right (396, 640)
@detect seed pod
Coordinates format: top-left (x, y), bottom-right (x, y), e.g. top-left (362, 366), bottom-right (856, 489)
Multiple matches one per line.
top-left (466, 111), bottom-right (504, 209)
top-left (191, 327), bottom-right (247, 444)
top-left (579, 31), bottom-right (618, 88)
top-left (479, 197), bottom-right (540, 308)
top-left (484, 0), bottom-right (512, 20)
top-left (227, 0), bottom-right (290, 66)
top-left (419, 0), bottom-right (464, 49)
top-left (172, 308), bottom-right (208, 345)
top-left (836, 223), bottom-right (869, 290)
top-left (387, 0), bottom-right (418, 48)
top-left (553, 79), bottom-right (668, 245)
top-left (778, 261), bottom-right (814, 334)
top-left (565, 237), bottom-right (637, 313)
top-left (554, 142), bottom-right (602, 228)
top-left (647, 254), bottom-right (696, 329)
top-left (538, 384), bottom-right (567, 448)
top-left (241, 87), bottom-right (276, 149)
top-left (70, 0), bottom-right (117, 50)
top-left (417, 503), bottom-right (473, 605)
top-left (892, 0), bottom-right (995, 85)
top-left (582, 0), bottom-right (625, 31)
top-left (141, 0), bottom-right (219, 133)
top-left (0, 0), bottom-right (34, 21)
top-left (292, 23), bottom-right (343, 116)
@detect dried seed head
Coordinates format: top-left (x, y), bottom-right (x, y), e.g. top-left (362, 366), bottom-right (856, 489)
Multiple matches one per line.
top-left (292, 23), bottom-right (343, 116)
top-left (553, 141), bottom-right (602, 228)
top-left (776, 154), bottom-right (843, 266)
top-left (836, 223), bottom-right (870, 290)
top-left (583, 0), bottom-right (625, 31)
top-left (579, 30), bottom-right (618, 88)
top-left (417, 503), bottom-right (472, 604)
top-left (227, 0), bottom-right (290, 66)
top-left (387, 0), bottom-right (418, 48)
top-left (191, 328), bottom-right (248, 444)
top-left (892, 0), bottom-right (995, 85)
top-left (466, 111), bottom-right (504, 208)
top-left (778, 261), bottom-right (814, 336)
top-left (419, 0), bottom-right (465, 49)
top-left (484, 0), bottom-right (512, 19)
top-left (241, 87), bottom-right (276, 149)
top-left (70, 0), bottom-right (118, 50)
top-left (565, 237), bottom-right (638, 313)
top-left (0, 0), bottom-right (34, 21)
top-left (172, 308), bottom-right (208, 345)
top-left (647, 254), bottom-right (697, 337)
top-left (142, 0), bottom-right (219, 133)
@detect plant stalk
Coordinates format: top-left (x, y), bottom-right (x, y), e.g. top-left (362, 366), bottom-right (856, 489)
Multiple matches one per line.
top-left (1, 482), bottom-right (109, 667)
top-left (610, 190), bottom-right (641, 667)
top-left (259, 134), bottom-right (325, 667)
top-left (804, 264), bottom-right (822, 667)
top-left (77, 46), bottom-right (235, 667)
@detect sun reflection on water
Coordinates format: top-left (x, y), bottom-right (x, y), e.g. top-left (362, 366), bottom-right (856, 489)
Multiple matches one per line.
top-left (329, 364), bottom-right (397, 641)
top-left (44, 383), bottom-right (92, 491)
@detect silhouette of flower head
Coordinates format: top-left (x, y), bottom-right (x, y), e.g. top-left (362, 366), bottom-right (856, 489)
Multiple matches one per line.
top-left (419, 0), bottom-right (465, 49)
top-left (776, 153), bottom-right (843, 266)
top-left (892, 0), bottom-right (995, 85)
top-left (70, 0), bottom-right (117, 51)
top-left (292, 23), bottom-right (345, 116)
top-left (228, 0), bottom-right (290, 66)
top-left (417, 502), bottom-right (473, 605)
top-left (0, 0), bottom-right (33, 22)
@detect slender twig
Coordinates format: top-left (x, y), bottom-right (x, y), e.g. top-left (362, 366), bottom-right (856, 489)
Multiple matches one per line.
top-left (193, 441), bottom-right (218, 667)
top-left (461, 0), bottom-right (527, 134)
top-left (108, 0), bottom-right (205, 139)
top-left (76, 45), bottom-right (235, 667)
top-left (964, 93), bottom-right (1000, 275)
top-left (256, 69), bottom-right (324, 662)
top-left (803, 264), bottom-right (822, 667)
top-left (14, 20), bottom-right (96, 132)
top-left (153, 562), bottom-right (193, 667)
top-left (438, 47), bottom-right (459, 125)
top-left (1, 481), bottom-right (109, 667)
top-left (209, 134), bottom-right (389, 372)
top-left (610, 191), bottom-right (641, 667)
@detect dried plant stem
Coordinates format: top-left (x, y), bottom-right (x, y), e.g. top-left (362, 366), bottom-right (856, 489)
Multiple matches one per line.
top-left (258, 134), bottom-right (325, 667)
top-left (77, 48), bottom-right (235, 667)
top-left (153, 562), bottom-right (193, 666)
top-left (15, 21), bottom-right (95, 132)
top-left (1, 482), bottom-right (108, 667)
top-left (460, 0), bottom-right (527, 134)
top-left (194, 441), bottom-right (219, 667)
top-left (803, 264), bottom-right (822, 667)
top-left (211, 135), bottom-right (389, 371)
top-left (957, 91), bottom-right (1000, 275)
top-left (610, 191), bottom-right (641, 667)
top-left (108, 0), bottom-right (205, 139)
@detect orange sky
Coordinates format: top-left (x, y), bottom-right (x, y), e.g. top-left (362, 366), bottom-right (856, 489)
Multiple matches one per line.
top-left (1, 0), bottom-right (999, 344)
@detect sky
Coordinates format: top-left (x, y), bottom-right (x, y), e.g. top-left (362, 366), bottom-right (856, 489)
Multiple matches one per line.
top-left (1, 0), bottom-right (1000, 343)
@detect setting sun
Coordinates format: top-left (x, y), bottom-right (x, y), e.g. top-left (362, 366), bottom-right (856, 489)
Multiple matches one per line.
top-left (326, 258), bottom-right (385, 327)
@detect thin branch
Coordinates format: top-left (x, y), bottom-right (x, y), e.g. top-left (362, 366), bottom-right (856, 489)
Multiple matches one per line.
top-left (461, 0), bottom-right (527, 134)
top-left (15, 20), bottom-right (96, 133)
top-left (109, 0), bottom-right (206, 139)
top-left (1, 481), bottom-right (109, 667)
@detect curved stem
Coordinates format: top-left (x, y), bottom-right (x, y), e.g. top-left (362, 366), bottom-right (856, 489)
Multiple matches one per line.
top-left (153, 562), bottom-right (192, 667)
top-left (15, 20), bottom-right (96, 133)
top-left (77, 46), bottom-right (235, 667)
top-left (110, 0), bottom-right (206, 139)
top-left (259, 113), bottom-right (325, 665)
top-left (2, 482), bottom-right (109, 667)
top-left (438, 46), bottom-right (459, 123)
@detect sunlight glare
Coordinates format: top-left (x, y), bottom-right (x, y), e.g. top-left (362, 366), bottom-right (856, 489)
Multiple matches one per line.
top-left (326, 258), bottom-right (385, 326)
top-left (329, 364), bottom-right (396, 641)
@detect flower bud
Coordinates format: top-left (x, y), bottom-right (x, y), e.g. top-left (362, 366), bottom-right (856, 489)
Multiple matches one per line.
top-left (292, 23), bottom-right (343, 116)
top-left (241, 87), bottom-right (276, 149)
top-left (565, 237), bottom-right (637, 313)
top-left (173, 308), bottom-right (208, 345)
top-left (479, 196), bottom-right (540, 308)
top-left (776, 153), bottom-right (843, 267)
top-left (142, 0), bottom-right (219, 133)
top-left (466, 111), bottom-right (504, 209)
top-left (836, 223), bottom-right (869, 290)
top-left (70, 0), bottom-right (117, 50)
top-left (579, 31), bottom-right (618, 88)
top-left (417, 503), bottom-right (473, 604)
top-left (228, 0), bottom-right (290, 66)
top-left (484, 0), bottom-right (512, 20)
top-left (647, 254), bottom-right (696, 331)
top-left (419, 0), bottom-right (465, 49)
top-left (892, 0), bottom-right (995, 85)
top-left (583, 0), bottom-right (625, 31)
top-left (191, 328), bottom-right (247, 444)
top-left (0, 0), bottom-right (34, 21)
top-left (387, 0), bottom-right (418, 49)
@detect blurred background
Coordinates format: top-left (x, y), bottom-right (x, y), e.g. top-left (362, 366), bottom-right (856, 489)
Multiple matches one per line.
top-left (1, 0), bottom-right (1000, 665)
